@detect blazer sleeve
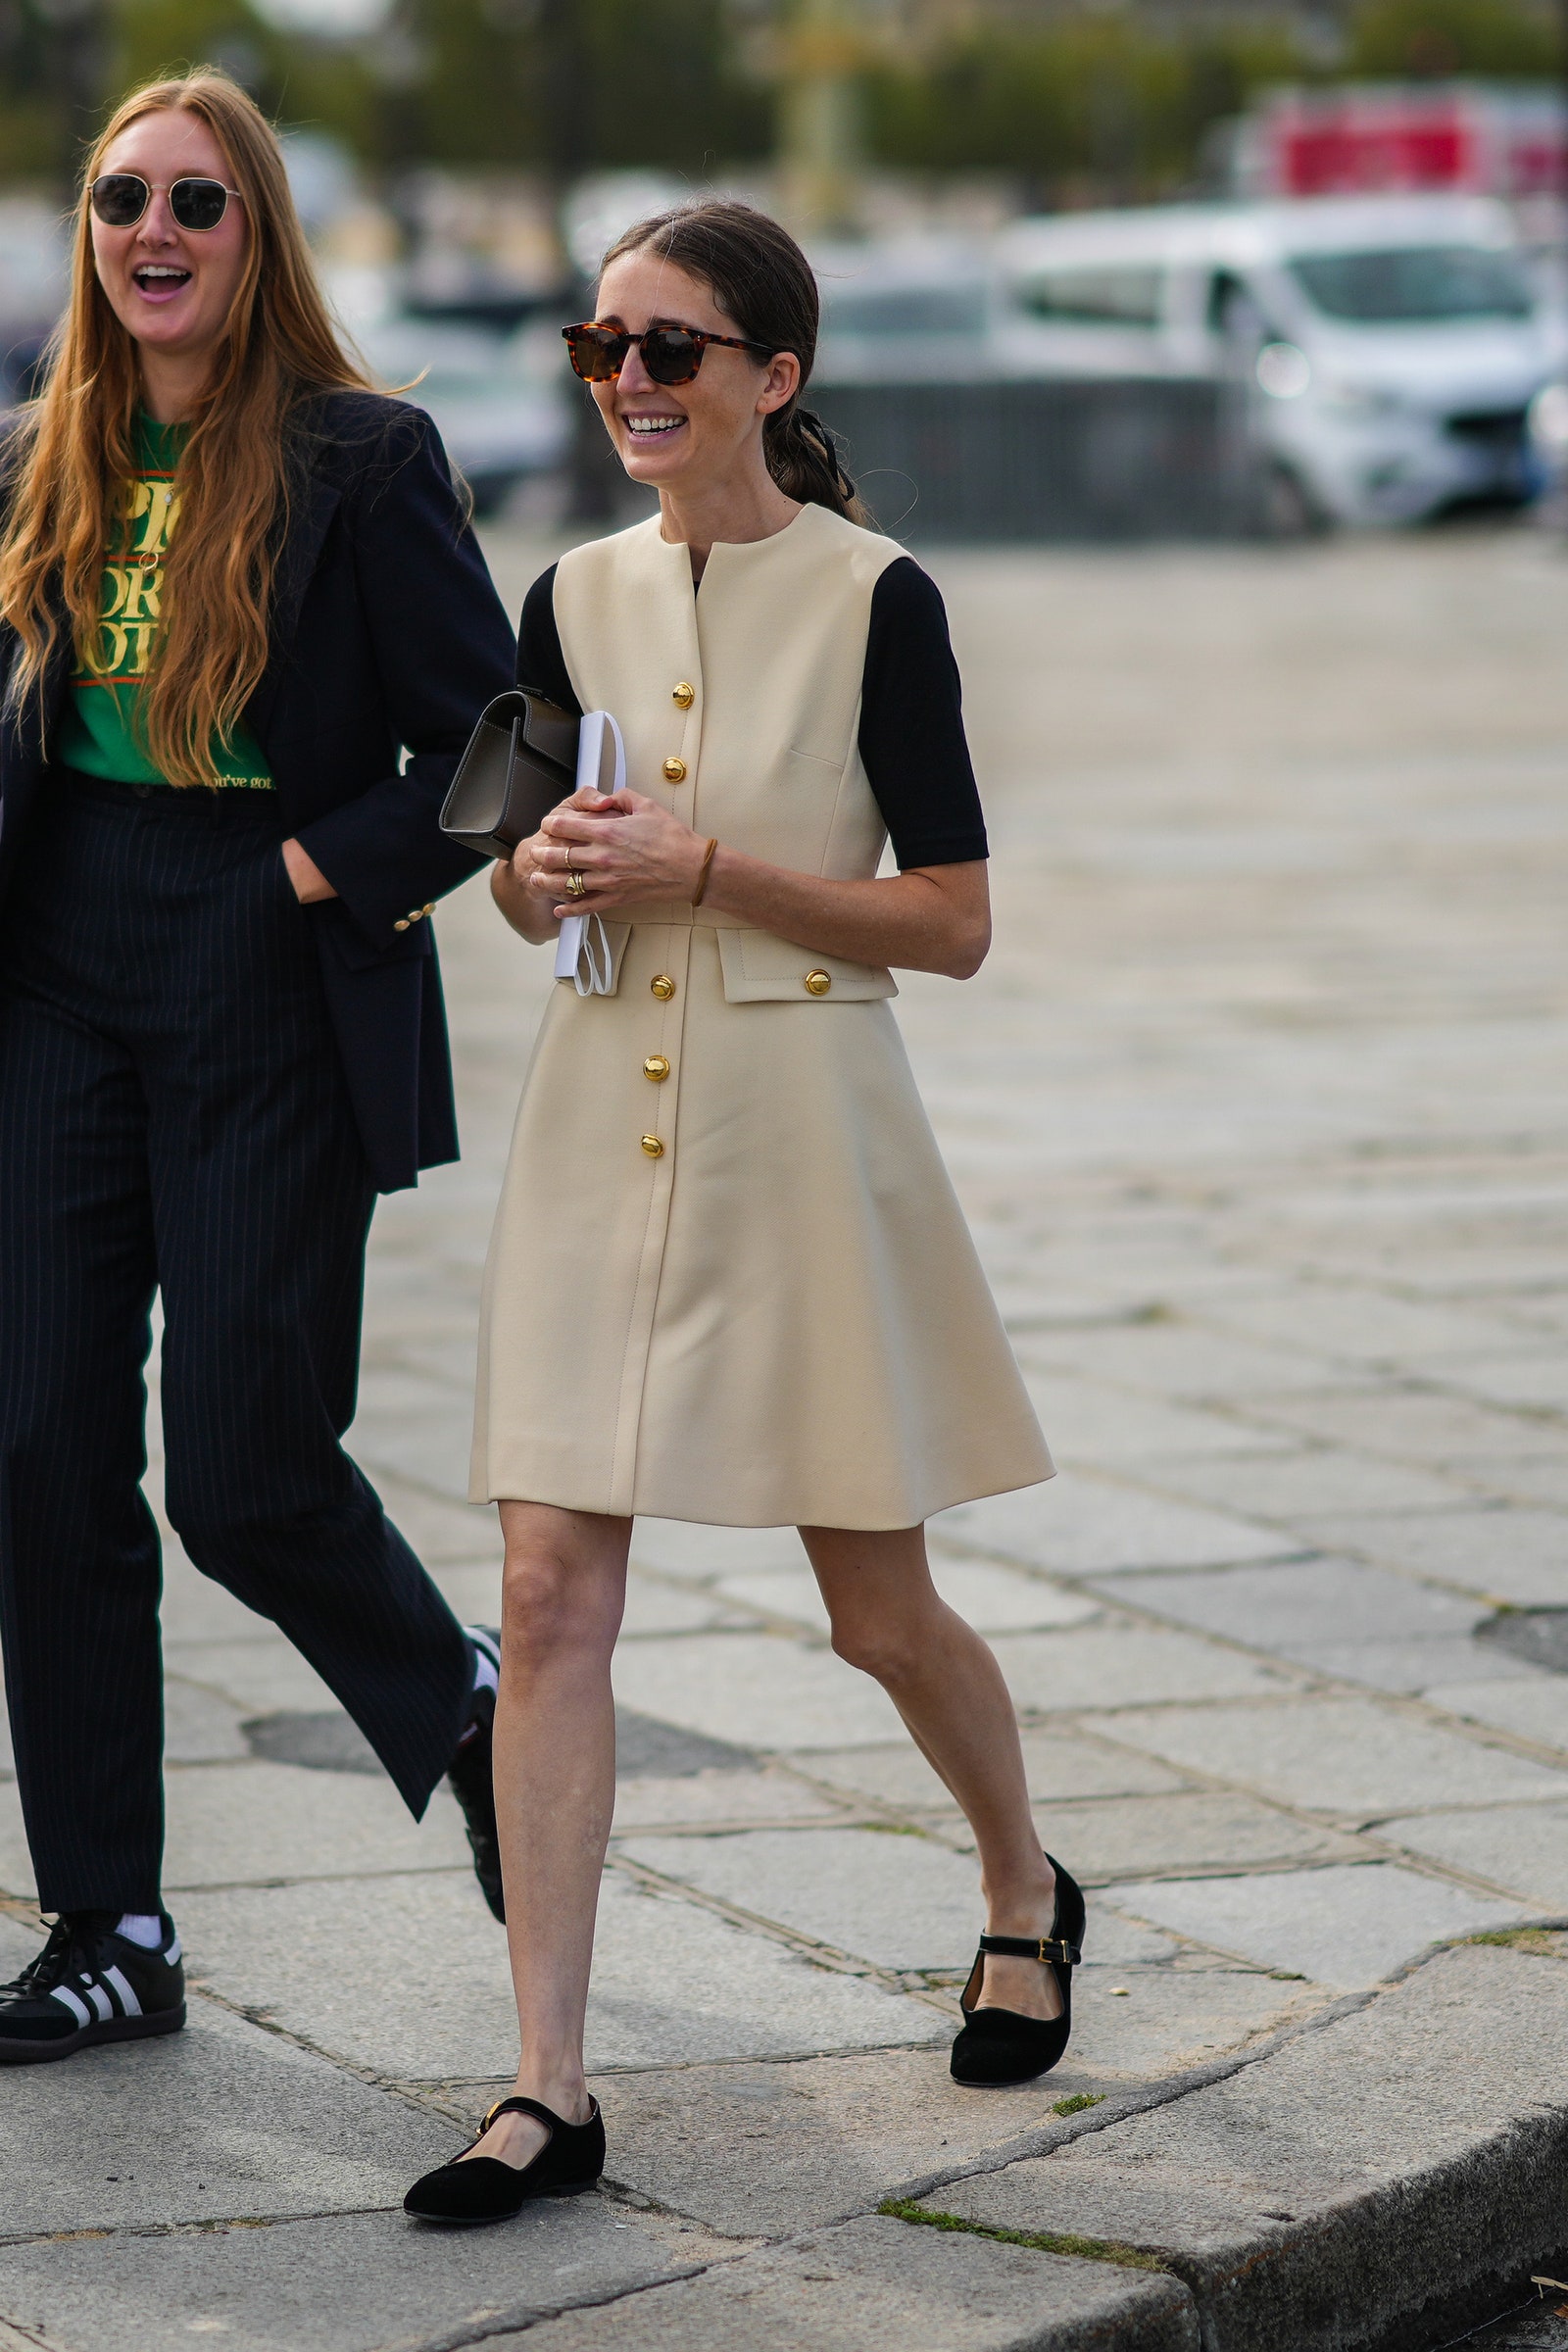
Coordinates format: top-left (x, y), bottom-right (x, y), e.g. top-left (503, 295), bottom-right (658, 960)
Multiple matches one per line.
top-left (292, 408), bottom-right (514, 942)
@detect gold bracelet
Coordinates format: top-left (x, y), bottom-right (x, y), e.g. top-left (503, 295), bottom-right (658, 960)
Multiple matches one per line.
top-left (691, 837), bottom-right (719, 907)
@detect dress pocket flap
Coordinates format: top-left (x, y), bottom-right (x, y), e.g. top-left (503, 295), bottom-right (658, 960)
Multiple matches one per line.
top-left (716, 929), bottom-right (897, 1004)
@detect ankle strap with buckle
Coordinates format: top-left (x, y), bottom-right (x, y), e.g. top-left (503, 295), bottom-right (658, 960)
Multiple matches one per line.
top-left (978, 1932), bottom-right (1082, 1967)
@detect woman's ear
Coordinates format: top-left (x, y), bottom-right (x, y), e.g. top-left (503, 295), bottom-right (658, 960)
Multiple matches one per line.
top-left (757, 350), bottom-right (801, 417)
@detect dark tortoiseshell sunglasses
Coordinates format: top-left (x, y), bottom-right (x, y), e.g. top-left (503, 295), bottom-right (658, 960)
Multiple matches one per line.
top-left (564, 321), bottom-right (773, 387)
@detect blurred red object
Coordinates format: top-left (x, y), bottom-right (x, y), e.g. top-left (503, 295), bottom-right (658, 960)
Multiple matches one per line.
top-left (1243, 83), bottom-right (1568, 200)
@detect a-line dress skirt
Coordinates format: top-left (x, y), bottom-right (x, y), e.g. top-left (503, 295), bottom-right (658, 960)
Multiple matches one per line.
top-left (470, 505), bottom-right (1053, 1530)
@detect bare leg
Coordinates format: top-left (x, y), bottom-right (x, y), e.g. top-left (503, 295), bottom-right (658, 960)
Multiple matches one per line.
top-left (801, 1524), bottom-right (1062, 2021)
top-left (463, 1501), bottom-right (631, 2171)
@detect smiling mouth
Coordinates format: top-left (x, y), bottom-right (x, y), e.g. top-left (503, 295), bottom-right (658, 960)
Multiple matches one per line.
top-left (132, 265), bottom-right (191, 294)
top-left (623, 416), bottom-right (685, 440)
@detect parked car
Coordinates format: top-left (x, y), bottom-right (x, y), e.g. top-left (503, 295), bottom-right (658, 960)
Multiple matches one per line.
top-left (354, 316), bottom-right (570, 515)
top-left (810, 239), bottom-right (997, 384)
top-left (993, 195), bottom-right (1568, 525)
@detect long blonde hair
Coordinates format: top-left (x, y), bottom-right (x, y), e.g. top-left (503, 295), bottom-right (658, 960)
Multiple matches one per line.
top-left (0, 70), bottom-right (370, 787)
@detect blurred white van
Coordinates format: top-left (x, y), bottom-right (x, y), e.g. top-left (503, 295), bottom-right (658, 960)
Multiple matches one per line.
top-left (993, 196), bottom-right (1568, 525)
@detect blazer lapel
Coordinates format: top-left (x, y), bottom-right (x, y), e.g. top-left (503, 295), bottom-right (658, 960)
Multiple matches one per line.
top-left (245, 464), bottom-right (342, 753)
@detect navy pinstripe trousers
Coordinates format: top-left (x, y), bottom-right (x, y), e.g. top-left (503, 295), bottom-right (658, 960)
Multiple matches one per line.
top-left (0, 774), bottom-right (472, 1913)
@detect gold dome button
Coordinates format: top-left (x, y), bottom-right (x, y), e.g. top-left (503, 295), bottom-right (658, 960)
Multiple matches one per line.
top-left (643, 1054), bottom-right (670, 1082)
top-left (394, 918), bottom-right (411, 932)
top-left (662, 757), bottom-right (687, 783)
top-left (804, 969), bottom-right (832, 996)
top-left (641, 1134), bottom-right (664, 1158)
top-left (672, 681), bottom-right (695, 709)
top-left (651, 973), bottom-right (675, 1000)
top-left (422, 903), bottom-right (435, 916)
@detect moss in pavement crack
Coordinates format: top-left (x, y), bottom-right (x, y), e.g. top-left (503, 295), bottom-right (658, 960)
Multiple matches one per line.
top-left (1468, 1928), bottom-right (1565, 1957)
top-left (878, 2198), bottom-right (1166, 2273)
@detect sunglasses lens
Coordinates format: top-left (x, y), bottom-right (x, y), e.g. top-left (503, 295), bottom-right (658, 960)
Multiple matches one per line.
top-left (565, 327), bottom-right (627, 382)
top-left (643, 329), bottom-right (702, 386)
top-left (170, 178), bottom-right (228, 231)
top-left (90, 175), bottom-right (148, 227)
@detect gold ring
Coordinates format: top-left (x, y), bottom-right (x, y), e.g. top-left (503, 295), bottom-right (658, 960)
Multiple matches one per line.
top-left (564, 847), bottom-right (579, 872)
top-left (565, 869), bottom-right (588, 900)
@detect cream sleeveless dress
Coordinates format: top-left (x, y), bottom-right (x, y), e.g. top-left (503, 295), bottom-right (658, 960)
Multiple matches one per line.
top-left (470, 504), bottom-right (1052, 1529)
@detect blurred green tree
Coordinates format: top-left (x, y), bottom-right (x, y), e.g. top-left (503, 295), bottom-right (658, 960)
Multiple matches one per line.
top-left (387, 0), bottom-right (767, 172)
top-left (864, 17), bottom-right (1303, 199)
top-left (1346, 0), bottom-right (1560, 77)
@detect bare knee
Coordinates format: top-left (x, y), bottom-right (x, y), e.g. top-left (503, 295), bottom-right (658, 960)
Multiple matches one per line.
top-left (501, 1541), bottom-right (620, 1676)
top-left (827, 1612), bottom-right (923, 1687)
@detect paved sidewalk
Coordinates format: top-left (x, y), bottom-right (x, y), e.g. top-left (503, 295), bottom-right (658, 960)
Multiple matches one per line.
top-left (1, 525), bottom-right (1566, 2350)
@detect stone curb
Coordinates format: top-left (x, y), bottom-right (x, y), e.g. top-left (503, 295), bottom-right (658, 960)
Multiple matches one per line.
top-left (908, 1939), bottom-right (1568, 2352)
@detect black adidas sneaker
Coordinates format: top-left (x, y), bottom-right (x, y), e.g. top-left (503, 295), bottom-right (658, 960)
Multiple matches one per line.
top-left (0, 1913), bottom-right (185, 2063)
top-left (448, 1627), bottom-right (505, 1924)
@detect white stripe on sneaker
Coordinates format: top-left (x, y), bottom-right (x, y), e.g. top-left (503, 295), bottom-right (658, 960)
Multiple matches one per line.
top-left (102, 1966), bottom-right (142, 2019)
top-left (85, 1981), bottom-right (113, 2023)
top-left (165, 1936), bottom-right (181, 1965)
top-left (49, 1985), bottom-right (91, 2028)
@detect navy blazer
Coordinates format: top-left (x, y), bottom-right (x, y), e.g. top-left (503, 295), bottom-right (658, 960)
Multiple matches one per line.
top-left (0, 389), bottom-right (515, 1191)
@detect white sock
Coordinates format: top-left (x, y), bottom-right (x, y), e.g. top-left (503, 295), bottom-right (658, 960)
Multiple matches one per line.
top-left (115, 1913), bottom-right (165, 1949)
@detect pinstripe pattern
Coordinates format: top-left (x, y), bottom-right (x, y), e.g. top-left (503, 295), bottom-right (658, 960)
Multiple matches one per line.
top-left (0, 773), bottom-right (471, 1913)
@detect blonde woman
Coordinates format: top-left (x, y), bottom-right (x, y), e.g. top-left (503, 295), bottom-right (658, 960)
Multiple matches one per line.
top-left (0, 70), bottom-right (514, 2061)
top-left (405, 201), bottom-right (1077, 2228)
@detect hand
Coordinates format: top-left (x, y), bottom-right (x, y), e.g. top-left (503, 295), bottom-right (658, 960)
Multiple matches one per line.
top-left (281, 837), bottom-right (338, 904)
top-left (532, 789), bottom-right (709, 915)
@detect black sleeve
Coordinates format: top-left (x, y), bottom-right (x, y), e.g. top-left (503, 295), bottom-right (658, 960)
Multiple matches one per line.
top-left (858, 557), bottom-right (988, 870)
top-left (517, 564), bottom-right (582, 715)
top-left (292, 404), bottom-right (518, 935)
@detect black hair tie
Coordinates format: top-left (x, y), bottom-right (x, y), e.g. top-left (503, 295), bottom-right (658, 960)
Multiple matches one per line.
top-left (792, 406), bottom-right (857, 505)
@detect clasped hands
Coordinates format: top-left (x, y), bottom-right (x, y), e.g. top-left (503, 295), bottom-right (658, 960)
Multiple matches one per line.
top-left (515, 789), bottom-right (711, 916)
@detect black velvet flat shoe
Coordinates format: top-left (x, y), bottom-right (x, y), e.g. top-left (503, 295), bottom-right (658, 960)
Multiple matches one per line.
top-left (950, 1856), bottom-right (1085, 2087)
top-left (404, 2095), bottom-right (605, 2226)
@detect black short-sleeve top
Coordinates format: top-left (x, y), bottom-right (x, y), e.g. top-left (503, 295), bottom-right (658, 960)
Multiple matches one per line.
top-left (516, 551), bottom-right (988, 871)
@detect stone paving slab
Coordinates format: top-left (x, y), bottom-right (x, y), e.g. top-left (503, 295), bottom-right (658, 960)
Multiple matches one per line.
top-left (618, 1827), bottom-right (992, 1972)
top-left (0, 2204), bottom-right (685, 2352)
top-left (0, 1995), bottom-right (465, 2238)
top-left (715, 1561), bottom-right (1100, 1635)
top-left (1088, 1697), bottom-right (1568, 1817)
top-left (799, 1732), bottom-right (1190, 1810)
top-left (986, 1630), bottom-right (1296, 1713)
top-left (922, 1943), bottom-right (1568, 2352)
top-left (1140, 1450), bottom-right (1483, 1521)
top-left (937, 1477), bottom-right (1299, 1577)
top-left (1105, 1862), bottom-right (1523, 1987)
top-left (1422, 1678), bottom-right (1568, 1752)
top-left (503, 2216), bottom-right (1201, 2352)
top-left (1382, 1802), bottom-right (1568, 1906)
top-left (946, 1791), bottom-right (1361, 1878)
top-left (176, 1867), bottom-right (947, 2080)
top-left (609, 1633), bottom-right (907, 1748)
top-left (1017, 1373), bottom-right (1293, 1465)
top-left (1287, 1509), bottom-right (1568, 1608)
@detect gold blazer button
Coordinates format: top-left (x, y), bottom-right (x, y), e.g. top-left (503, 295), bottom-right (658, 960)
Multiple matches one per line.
top-left (804, 969), bottom-right (832, 996)
top-left (641, 1134), bottom-right (665, 1158)
top-left (651, 973), bottom-right (675, 1000)
top-left (662, 757), bottom-right (687, 783)
top-left (394, 918), bottom-right (411, 932)
top-left (643, 1054), bottom-right (670, 1082)
top-left (671, 681), bottom-right (695, 709)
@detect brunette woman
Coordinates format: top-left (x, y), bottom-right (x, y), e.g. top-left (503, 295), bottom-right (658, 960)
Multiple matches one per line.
top-left (0, 70), bottom-right (514, 2061)
top-left (404, 201), bottom-right (1079, 2226)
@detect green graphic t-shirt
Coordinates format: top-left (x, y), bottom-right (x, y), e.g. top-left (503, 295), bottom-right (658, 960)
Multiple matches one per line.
top-left (58, 415), bottom-right (273, 789)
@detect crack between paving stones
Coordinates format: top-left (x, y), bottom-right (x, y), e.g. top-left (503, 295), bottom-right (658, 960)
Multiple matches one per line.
top-left (601, 1850), bottom-right (962, 2013)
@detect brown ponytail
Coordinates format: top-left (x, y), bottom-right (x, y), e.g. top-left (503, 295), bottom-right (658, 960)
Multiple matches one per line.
top-left (599, 199), bottom-right (871, 528)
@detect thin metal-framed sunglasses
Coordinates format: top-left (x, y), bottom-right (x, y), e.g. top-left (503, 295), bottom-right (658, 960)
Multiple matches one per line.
top-left (88, 174), bottom-right (243, 233)
top-left (564, 321), bottom-right (773, 387)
